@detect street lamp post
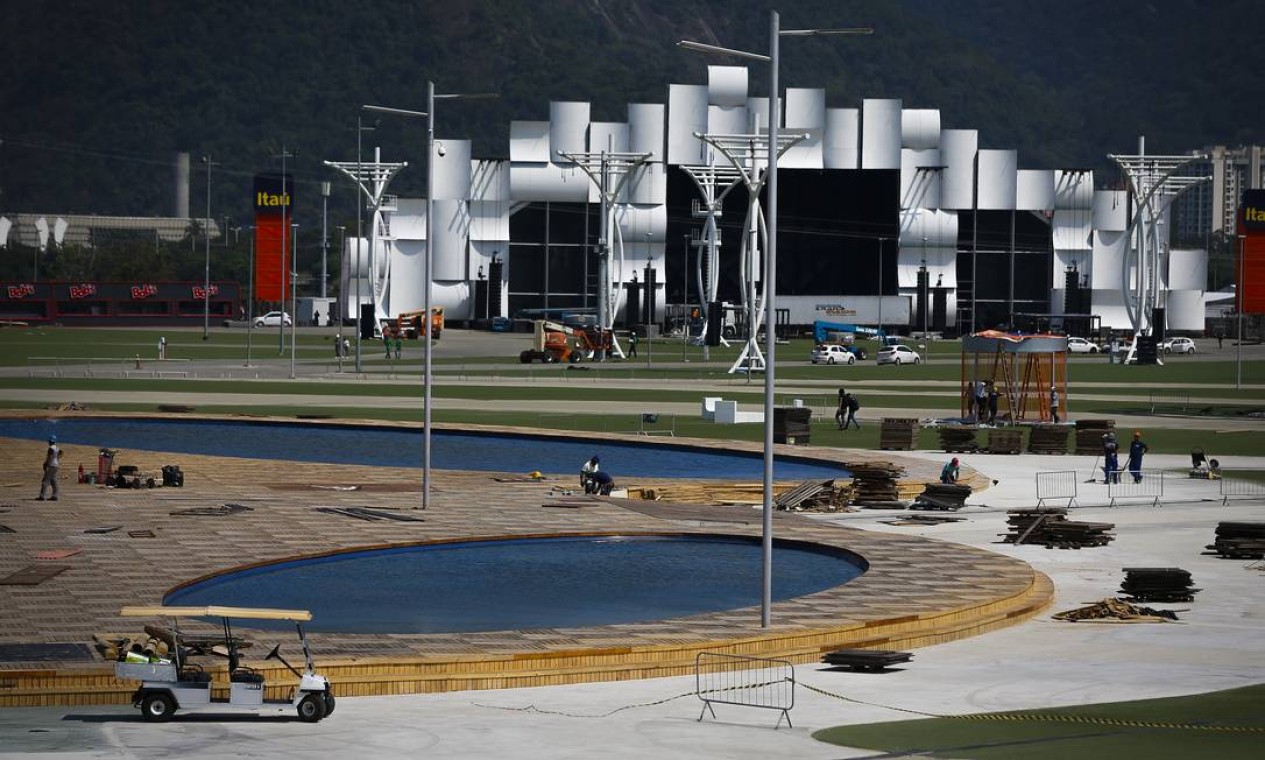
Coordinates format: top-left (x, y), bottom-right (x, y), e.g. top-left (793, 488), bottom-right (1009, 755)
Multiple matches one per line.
top-left (201, 155), bottom-right (216, 341)
top-left (246, 225), bottom-right (255, 367)
top-left (877, 236), bottom-right (885, 338)
top-left (290, 223), bottom-right (299, 380)
top-left (365, 86), bottom-right (496, 510)
top-left (273, 147), bottom-right (295, 353)
top-left (320, 182), bottom-right (331, 300)
top-left (1238, 233), bottom-right (1247, 389)
top-left (680, 12), bottom-right (872, 627)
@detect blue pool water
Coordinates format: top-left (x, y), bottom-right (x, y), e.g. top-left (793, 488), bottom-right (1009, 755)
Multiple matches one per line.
top-left (0, 418), bottom-right (847, 480)
top-left (164, 535), bottom-right (867, 633)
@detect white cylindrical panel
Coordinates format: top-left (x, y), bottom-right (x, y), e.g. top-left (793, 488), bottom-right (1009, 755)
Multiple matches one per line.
top-left (781, 130), bottom-right (822, 169)
top-left (1053, 209), bottom-right (1092, 251)
top-left (468, 200), bottom-right (509, 242)
top-left (628, 103), bottom-right (665, 160)
top-left (898, 208), bottom-right (958, 247)
top-left (824, 108), bottom-right (859, 169)
top-left (1054, 170), bottom-right (1093, 210)
top-left (1017, 170), bottom-right (1055, 211)
top-left (668, 84), bottom-right (707, 165)
top-left (625, 161), bottom-right (667, 205)
top-left (1165, 289), bottom-right (1205, 331)
top-left (1168, 248), bottom-right (1207, 291)
top-left (708, 65), bottom-right (747, 107)
top-left (429, 199), bottom-right (468, 281)
top-left (708, 105), bottom-right (748, 137)
top-left (386, 241), bottom-right (423, 314)
top-left (387, 198), bottom-right (427, 240)
top-left (1093, 190), bottom-right (1129, 232)
top-left (1091, 288), bottom-right (1132, 330)
top-left (977, 150), bottom-right (1017, 210)
top-left (1054, 248), bottom-right (1093, 282)
top-left (432, 140), bottom-right (471, 201)
top-left (614, 203), bottom-right (667, 243)
top-left (900, 150), bottom-right (942, 209)
top-left (901, 109), bottom-right (940, 150)
top-left (343, 237), bottom-right (370, 278)
top-left (861, 99), bottom-right (901, 170)
top-left (430, 281), bottom-right (473, 315)
top-left (550, 102), bottom-right (590, 157)
top-left (1092, 230), bottom-right (1128, 291)
top-left (510, 121), bottom-right (551, 162)
top-left (509, 163), bottom-right (591, 202)
top-left (895, 246), bottom-right (957, 289)
top-left (940, 129), bottom-right (977, 210)
top-left (589, 122), bottom-right (629, 154)
top-left (786, 88), bottom-right (824, 130)
top-left (747, 96), bottom-right (772, 133)
top-left (469, 160), bottom-right (510, 202)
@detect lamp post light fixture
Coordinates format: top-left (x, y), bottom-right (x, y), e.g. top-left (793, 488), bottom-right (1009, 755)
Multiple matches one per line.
top-left (200, 155), bottom-right (217, 341)
top-left (680, 12), bottom-right (872, 628)
top-left (365, 86), bottom-right (497, 511)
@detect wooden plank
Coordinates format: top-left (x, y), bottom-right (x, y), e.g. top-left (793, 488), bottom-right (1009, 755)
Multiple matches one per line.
top-left (0, 564), bottom-right (71, 586)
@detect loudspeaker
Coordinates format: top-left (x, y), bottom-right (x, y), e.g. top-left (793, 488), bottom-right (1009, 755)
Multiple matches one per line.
top-left (1135, 336), bottom-right (1159, 365)
top-left (359, 303), bottom-right (375, 340)
top-left (705, 301), bottom-right (721, 347)
top-left (1151, 308), bottom-right (1166, 343)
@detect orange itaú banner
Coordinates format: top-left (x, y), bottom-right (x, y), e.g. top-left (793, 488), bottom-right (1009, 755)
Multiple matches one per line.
top-left (1239, 189), bottom-right (1265, 315)
top-left (254, 174), bottom-right (293, 303)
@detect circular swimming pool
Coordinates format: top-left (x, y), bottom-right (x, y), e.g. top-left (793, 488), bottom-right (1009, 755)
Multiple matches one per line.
top-left (164, 534), bottom-right (867, 633)
top-left (0, 417), bottom-right (848, 480)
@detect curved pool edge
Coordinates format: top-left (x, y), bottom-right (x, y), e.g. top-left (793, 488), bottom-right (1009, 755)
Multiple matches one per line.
top-left (0, 419), bottom-right (1031, 707)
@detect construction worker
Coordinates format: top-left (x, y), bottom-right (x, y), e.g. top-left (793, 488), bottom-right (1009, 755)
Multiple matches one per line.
top-left (581, 455), bottom-right (600, 492)
top-left (590, 470), bottom-right (615, 496)
top-left (940, 457), bottom-right (960, 484)
top-left (37, 435), bottom-right (59, 501)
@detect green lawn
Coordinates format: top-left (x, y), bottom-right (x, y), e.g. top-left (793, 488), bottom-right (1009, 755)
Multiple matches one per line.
top-left (812, 683), bottom-right (1265, 760)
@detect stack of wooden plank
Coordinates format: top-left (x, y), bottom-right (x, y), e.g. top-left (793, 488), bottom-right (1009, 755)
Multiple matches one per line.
top-left (1003, 508), bottom-right (1115, 548)
top-left (1027, 424), bottom-right (1070, 455)
top-left (911, 482), bottom-right (972, 511)
top-left (820, 649), bottom-right (913, 672)
top-left (1119, 567), bottom-right (1200, 602)
top-left (879, 418), bottom-right (920, 451)
top-left (938, 426), bottom-right (980, 452)
top-left (986, 428), bottom-right (1024, 454)
top-left (1206, 522), bottom-right (1265, 559)
top-left (1074, 419), bottom-right (1116, 455)
top-left (1052, 598), bottom-right (1179, 622)
top-left (851, 464), bottom-right (906, 508)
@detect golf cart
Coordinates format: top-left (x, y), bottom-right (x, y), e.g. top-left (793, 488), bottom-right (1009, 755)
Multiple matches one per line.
top-left (115, 605), bottom-right (334, 723)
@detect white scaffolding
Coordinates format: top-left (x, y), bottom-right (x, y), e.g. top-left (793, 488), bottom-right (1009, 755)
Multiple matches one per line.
top-left (324, 154), bottom-right (407, 327)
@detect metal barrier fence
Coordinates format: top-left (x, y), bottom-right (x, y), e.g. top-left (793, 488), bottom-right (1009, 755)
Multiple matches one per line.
top-left (1107, 469), bottom-right (1164, 507)
top-left (1220, 472), bottom-right (1265, 505)
top-left (1148, 390), bottom-right (1191, 414)
top-left (695, 652), bottom-right (795, 728)
top-left (1035, 470), bottom-right (1078, 508)
top-left (637, 413), bottom-right (676, 436)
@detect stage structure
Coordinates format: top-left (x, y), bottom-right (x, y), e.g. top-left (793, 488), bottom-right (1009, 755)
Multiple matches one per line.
top-left (1109, 139), bottom-right (1209, 362)
top-left (679, 161), bottom-right (742, 357)
top-left (324, 150), bottom-right (407, 328)
top-left (961, 331), bottom-right (1068, 424)
top-left (555, 145), bottom-right (652, 360)
top-left (694, 130), bottom-right (806, 374)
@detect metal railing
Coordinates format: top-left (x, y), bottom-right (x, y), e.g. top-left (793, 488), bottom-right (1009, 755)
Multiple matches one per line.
top-left (1220, 471), bottom-right (1265, 505)
top-left (1107, 469), bottom-right (1164, 507)
top-left (696, 652), bottom-right (794, 729)
top-left (1148, 390), bottom-right (1191, 414)
top-left (1035, 470), bottom-right (1078, 509)
top-left (637, 413), bottom-right (676, 436)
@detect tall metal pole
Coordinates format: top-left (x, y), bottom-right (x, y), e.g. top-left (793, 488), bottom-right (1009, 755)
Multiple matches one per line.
top-left (246, 227), bottom-right (254, 367)
top-left (760, 9), bottom-right (780, 629)
top-left (423, 80), bottom-right (435, 509)
top-left (877, 236), bottom-right (884, 336)
top-left (320, 181), bottom-right (330, 299)
top-left (1238, 233), bottom-right (1246, 389)
top-left (356, 121), bottom-right (364, 372)
top-left (290, 223), bottom-right (298, 379)
top-left (202, 155), bottom-right (212, 341)
top-left (279, 148), bottom-right (288, 353)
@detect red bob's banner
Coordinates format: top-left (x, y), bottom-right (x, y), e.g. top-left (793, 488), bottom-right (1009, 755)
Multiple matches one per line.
top-left (1239, 189), bottom-right (1265, 315)
top-left (254, 173), bottom-right (293, 302)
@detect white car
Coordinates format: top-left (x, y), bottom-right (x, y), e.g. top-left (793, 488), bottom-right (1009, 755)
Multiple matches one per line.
top-left (254, 311), bottom-right (293, 327)
top-left (1163, 337), bottom-right (1196, 354)
top-left (811, 344), bottom-right (856, 365)
top-left (876, 344), bottom-right (921, 366)
top-left (1066, 337), bottom-right (1100, 354)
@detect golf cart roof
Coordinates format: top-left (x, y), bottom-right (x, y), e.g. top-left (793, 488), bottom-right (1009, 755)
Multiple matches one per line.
top-left (120, 605), bottom-right (313, 622)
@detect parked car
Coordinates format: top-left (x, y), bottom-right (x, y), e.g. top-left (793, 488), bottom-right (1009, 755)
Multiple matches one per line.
top-left (254, 311), bottom-right (293, 327)
top-left (1066, 336), bottom-right (1100, 354)
top-left (811, 344), bottom-right (856, 365)
top-left (876, 344), bottom-right (921, 366)
top-left (1162, 337), bottom-right (1197, 355)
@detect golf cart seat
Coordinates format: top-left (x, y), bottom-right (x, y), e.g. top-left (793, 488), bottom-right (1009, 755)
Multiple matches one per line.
top-left (230, 668), bottom-right (264, 684)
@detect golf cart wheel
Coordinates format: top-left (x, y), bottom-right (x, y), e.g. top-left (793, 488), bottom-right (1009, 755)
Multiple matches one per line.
top-left (297, 693), bottom-right (326, 723)
top-left (322, 692), bottom-right (336, 717)
top-left (141, 692), bottom-right (176, 722)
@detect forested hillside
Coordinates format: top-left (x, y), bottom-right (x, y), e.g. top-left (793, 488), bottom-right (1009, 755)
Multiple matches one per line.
top-left (1, 0), bottom-right (1259, 233)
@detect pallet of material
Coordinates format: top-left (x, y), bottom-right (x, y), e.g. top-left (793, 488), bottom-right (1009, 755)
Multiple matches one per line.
top-left (879, 418), bottom-right (920, 451)
top-left (1027, 425), bottom-right (1070, 454)
top-left (1206, 521), bottom-right (1265, 559)
top-left (1119, 567), bottom-right (1200, 603)
top-left (851, 464), bottom-right (906, 508)
top-left (911, 482), bottom-right (972, 511)
top-left (1052, 597), bottom-right (1179, 623)
top-left (1002, 508), bottom-right (1115, 548)
top-left (821, 648), bottom-right (913, 672)
top-left (938, 426), bottom-right (980, 453)
top-left (986, 428), bottom-right (1024, 454)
